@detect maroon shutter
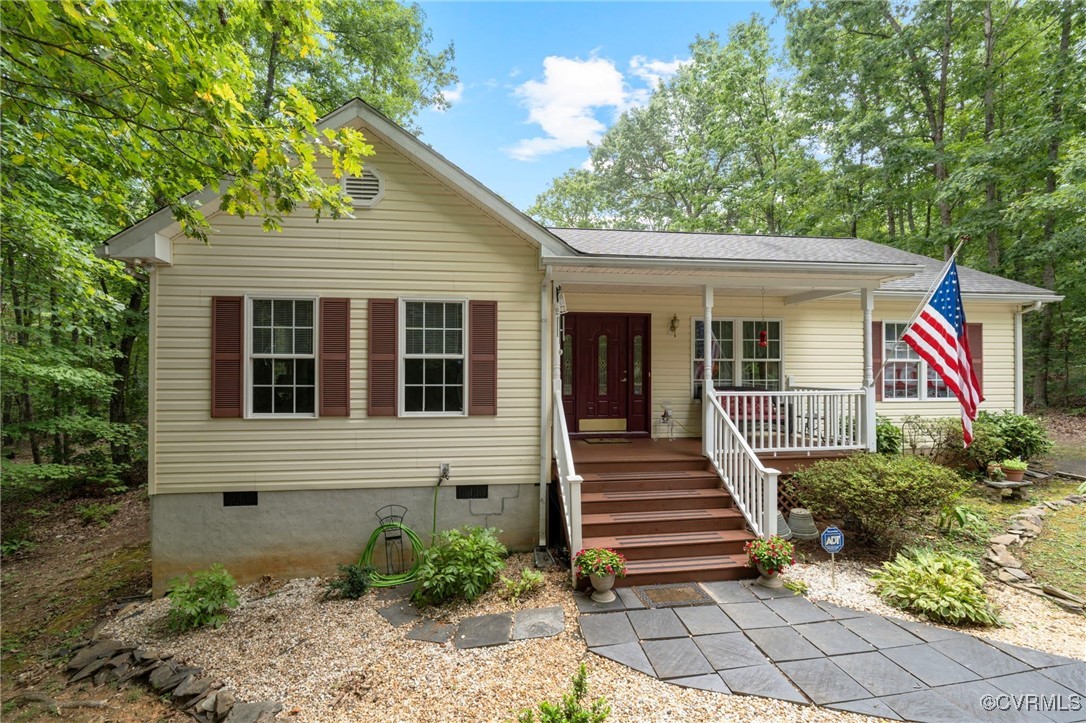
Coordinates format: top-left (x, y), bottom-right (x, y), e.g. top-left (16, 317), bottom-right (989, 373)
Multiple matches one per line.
top-left (872, 321), bottom-right (883, 402)
top-left (320, 298), bottom-right (351, 417)
top-left (966, 323), bottom-right (983, 397)
top-left (211, 297), bottom-right (243, 418)
top-left (368, 299), bottom-right (397, 416)
top-left (469, 301), bottom-right (498, 416)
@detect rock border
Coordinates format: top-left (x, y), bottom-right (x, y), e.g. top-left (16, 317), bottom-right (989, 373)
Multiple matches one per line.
top-left (63, 638), bottom-right (283, 722)
top-left (984, 492), bottom-right (1086, 615)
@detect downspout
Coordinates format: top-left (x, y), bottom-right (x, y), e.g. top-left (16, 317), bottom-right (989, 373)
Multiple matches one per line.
top-left (538, 269), bottom-right (553, 549)
top-left (1015, 301), bottom-right (1043, 414)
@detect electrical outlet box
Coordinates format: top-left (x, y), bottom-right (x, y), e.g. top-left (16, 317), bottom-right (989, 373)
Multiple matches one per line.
top-left (439, 463), bottom-right (451, 479)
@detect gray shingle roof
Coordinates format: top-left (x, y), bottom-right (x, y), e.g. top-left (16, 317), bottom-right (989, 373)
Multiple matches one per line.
top-left (546, 227), bottom-right (1056, 298)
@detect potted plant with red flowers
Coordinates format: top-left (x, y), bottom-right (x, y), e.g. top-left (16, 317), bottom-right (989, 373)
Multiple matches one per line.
top-left (573, 548), bottom-right (627, 602)
top-left (744, 535), bottom-right (796, 589)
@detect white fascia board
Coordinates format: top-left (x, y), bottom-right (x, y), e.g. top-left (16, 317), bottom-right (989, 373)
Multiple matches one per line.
top-left (100, 232), bottom-right (173, 266)
top-left (543, 254), bottom-right (922, 279)
top-left (875, 289), bottom-right (1064, 304)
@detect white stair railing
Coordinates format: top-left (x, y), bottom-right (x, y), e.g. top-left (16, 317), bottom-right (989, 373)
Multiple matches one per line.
top-left (552, 390), bottom-right (583, 570)
top-left (707, 394), bottom-right (779, 538)
top-left (715, 388), bottom-right (867, 454)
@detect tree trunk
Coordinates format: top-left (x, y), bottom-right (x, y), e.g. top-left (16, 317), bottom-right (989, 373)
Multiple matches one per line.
top-left (260, 29), bottom-right (281, 118)
top-left (983, 1), bottom-right (1000, 271)
top-left (887, 206), bottom-right (896, 239)
top-left (109, 284), bottom-right (146, 466)
top-left (6, 253), bottom-right (41, 464)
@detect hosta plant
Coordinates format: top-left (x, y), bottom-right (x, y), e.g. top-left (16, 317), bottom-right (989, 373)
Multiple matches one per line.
top-left (871, 548), bottom-right (1001, 626)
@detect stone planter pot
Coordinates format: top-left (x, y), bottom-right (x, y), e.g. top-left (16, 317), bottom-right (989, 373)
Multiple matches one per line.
top-left (1003, 468), bottom-right (1026, 482)
top-left (589, 573), bottom-right (617, 602)
top-left (755, 564), bottom-right (784, 589)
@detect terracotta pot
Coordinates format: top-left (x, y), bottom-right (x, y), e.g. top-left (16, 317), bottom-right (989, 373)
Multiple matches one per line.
top-left (755, 563), bottom-right (784, 589)
top-left (1003, 468), bottom-right (1025, 482)
top-left (589, 573), bottom-right (617, 603)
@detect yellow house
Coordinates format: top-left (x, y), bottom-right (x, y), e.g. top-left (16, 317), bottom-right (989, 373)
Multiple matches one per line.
top-left (103, 100), bottom-right (1060, 593)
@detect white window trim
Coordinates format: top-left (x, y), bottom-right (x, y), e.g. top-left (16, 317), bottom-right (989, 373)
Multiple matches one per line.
top-left (342, 166), bottom-right (385, 208)
top-left (243, 294), bottom-right (320, 419)
top-left (881, 321), bottom-right (956, 403)
top-left (398, 297), bottom-right (469, 418)
top-left (691, 317), bottom-right (785, 398)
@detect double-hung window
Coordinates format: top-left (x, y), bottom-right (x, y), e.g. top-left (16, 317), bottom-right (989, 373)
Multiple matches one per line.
top-left (882, 322), bottom-right (954, 401)
top-left (693, 319), bottom-right (783, 396)
top-left (249, 298), bottom-right (317, 416)
top-left (401, 300), bottom-right (466, 415)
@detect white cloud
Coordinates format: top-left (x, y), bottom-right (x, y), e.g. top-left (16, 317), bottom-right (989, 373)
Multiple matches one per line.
top-left (441, 82), bottom-right (464, 105)
top-left (507, 54), bottom-right (688, 162)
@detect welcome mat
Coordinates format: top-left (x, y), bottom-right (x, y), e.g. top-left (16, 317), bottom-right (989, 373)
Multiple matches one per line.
top-left (583, 438), bottom-right (631, 445)
top-left (633, 583), bottom-right (713, 608)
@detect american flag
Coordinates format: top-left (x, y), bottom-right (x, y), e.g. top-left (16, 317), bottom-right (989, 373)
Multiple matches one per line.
top-left (902, 260), bottom-right (984, 445)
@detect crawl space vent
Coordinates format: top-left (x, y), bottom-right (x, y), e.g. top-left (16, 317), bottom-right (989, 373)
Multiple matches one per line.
top-left (343, 168), bottom-right (384, 207)
top-left (223, 491), bottom-right (258, 507)
top-left (456, 485), bottom-right (489, 500)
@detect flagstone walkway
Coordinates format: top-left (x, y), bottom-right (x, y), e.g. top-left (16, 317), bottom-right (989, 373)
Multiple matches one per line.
top-left (577, 581), bottom-right (1086, 722)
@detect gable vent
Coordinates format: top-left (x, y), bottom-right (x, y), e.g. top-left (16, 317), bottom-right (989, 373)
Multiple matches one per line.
top-left (343, 168), bottom-right (384, 208)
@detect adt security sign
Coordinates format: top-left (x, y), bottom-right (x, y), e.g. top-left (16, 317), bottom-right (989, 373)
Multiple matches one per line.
top-left (821, 526), bottom-right (845, 554)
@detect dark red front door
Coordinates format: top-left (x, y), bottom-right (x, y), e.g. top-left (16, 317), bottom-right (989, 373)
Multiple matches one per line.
top-left (561, 313), bottom-right (650, 435)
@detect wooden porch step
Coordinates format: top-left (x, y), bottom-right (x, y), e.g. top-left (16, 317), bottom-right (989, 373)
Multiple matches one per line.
top-left (581, 470), bottom-right (720, 493)
top-left (575, 458), bottom-right (709, 475)
top-left (581, 487), bottom-right (732, 514)
top-left (583, 529), bottom-right (753, 560)
top-left (582, 507), bottom-right (745, 537)
top-left (617, 554), bottom-right (755, 586)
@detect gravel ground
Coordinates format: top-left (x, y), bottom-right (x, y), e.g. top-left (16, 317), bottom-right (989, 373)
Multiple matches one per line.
top-left (782, 560), bottom-right (1086, 661)
top-left (103, 555), bottom-right (876, 722)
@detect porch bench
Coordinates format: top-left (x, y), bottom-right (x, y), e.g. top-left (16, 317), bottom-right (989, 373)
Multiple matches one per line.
top-left (715, 387), bottom-right (786, 429)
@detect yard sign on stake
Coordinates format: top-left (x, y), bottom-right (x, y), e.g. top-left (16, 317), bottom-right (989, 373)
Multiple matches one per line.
top-left (820, 526), bottom-right (844, 588)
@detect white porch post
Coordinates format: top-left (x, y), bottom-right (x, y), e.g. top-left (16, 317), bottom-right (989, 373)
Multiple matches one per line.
top-left (861, 287), bottom-right (877, 452)
top-left (702, 285), bottom-right (715, 458)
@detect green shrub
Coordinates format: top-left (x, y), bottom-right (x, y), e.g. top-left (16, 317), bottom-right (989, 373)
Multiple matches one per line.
top-left (502, 568), bottom-right (545, 604)
top-left (871, 548), bottom-right (1001, 626)
top-left (516, 664), bottom-right (610, 723)
top-left (411, 526), bottom-right (506, 606)
top-left (323, 561), bottom-right (376, 600)
top-left (77, 502), bottom-right (120, 528)
top-left (876, 416), bottom-right (902, 455)
top-left (792, 454), bottom-right (967, 543)
top-left (167, 564), bottom-right (240, 631)
top-left (978, 411), bottom-right (1052, 461)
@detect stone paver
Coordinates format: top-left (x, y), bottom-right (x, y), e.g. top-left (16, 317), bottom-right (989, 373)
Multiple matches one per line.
top-left (512, 607), bottom-right (564, 641)
top-left (453, 613), bottom-right (512, 649)
top-left (616, 587), bottom-right (646, 610)
top-left (377, 603), bottom-right (420, 628)
top-left (580, 583), bottom-right (1083, 722)
top-left (406, 620), bottom-right (456, 643)
top-left (575, 591), bottom-right (625, 614)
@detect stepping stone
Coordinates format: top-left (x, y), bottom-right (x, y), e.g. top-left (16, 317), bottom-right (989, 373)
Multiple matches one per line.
top-left (579, 612), bottom-right (636, 648)
top-left (719, 602), bottom-right (787, 629)
top-left (934, 680), bottom-right (1034, 723)
top-left (813, 600), bottom-right (871, 620)
top-left (840, 615), bottom-right (924, 649)
top-left (670, 674), bottom-right (731, 694)
top-left (406, 620), bottom-right (456, 643)
top-left (642, 638), bottom-right (714, 679)
top-left (453, 613), bottom-right (512, 649)
top-left (627, 608), bottom-right (687, 640)
top-left (575, 591), bottom-right (625, 614)
top-left (989, 670), bottom-right (1086, 723)
top-left (719, 664), bottom-right (806, 704)
top-left (929, 636), bottom-right (1032, 678)
top-left (374, 583), bottom-right (415, 601)
top-left (700, 581), bottom-right (759, 604)
top-left (675, 606), bottom-right (738, 636)
top-left (616, 588), bottom-right (646, 610)
top-left (881, 644), bottom-right (980, 687)
top-left (778, 658), bottom-right (873, 705)
top-left (378, 602), bottom-right (420, 628)
top-left (984, 639), bottom-right (1080, 670)
top-left (591, 642), bottom-right (655, 677)
top-left (1039, 663), bottom-right (1086, 693)
top-left (764, 596), bottom-right (833, 624)
top-left (513, 607), bottom-right (564, 641)
top-left (694, 632), bottom-right (770, 671)
top-left (829, 652), bottom-right (925, 697)
top-left (889, 618), bottom-right (965, 643)
top-left (745, 627), bottom-right (823, 662)
top-left (828, 698), bottom-right (903, 720)
top-left (744, 580), bottom-right (797, 599)
top-left (882, 689), bottom-right (983, 723)
top-left (794, 621), bottom-right (874, 656)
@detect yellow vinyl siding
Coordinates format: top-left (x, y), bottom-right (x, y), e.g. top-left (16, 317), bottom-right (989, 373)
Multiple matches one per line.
top-left (152, 129), bottom-right (542, 495)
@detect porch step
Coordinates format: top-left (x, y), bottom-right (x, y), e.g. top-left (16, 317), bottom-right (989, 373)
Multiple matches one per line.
top-left (583, 529), bottom-right (752, 561)
top-left (580, 470), bottom-right (719, 493)
top-left (582, 507), bottom-right (745, 537)
top-left (581, 487), bottom-right (732, 514)
top-left (618, 554), bottom-right (754, 586)
top-left (575, 457), bottom-right (709, 475)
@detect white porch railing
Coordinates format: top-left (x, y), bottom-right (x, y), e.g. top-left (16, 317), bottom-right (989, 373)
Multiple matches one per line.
top-left (552, 390), bottom-right (583, 568)
top-left (706, 395), bottom-right (779, 538)
top-left (715, 388), bottom-right (868, 454)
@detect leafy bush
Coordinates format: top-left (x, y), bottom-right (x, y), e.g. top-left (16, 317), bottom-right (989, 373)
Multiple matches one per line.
top-left (503, 568), bottom-right (545, 604)
top-left (978, 411), bottom-right (1052, 461)
top-left (77, 502), bottom-right (120, 527)
top-left (792, 454), bottom-right (967, 543)
top-left (167, 564), bottom-right (240, 631)
top-left (936, 502), bottom-right (986, 534)
top-left (516, 664), bottom-right (610, 723)
top-left (323, 561), bottom-right (376, 600)
top-left (903, 415), bottom-right (1004, 472)
top-left (876, 416), bottom-right (902, 455)
top-left (412, 526), bottom-right (506, 606)
top-left (871, 548), bottom-right (1001, 626)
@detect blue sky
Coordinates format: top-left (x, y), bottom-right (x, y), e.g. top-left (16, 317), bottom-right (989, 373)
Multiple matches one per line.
top-left (415, 2), bottom-right (784, 212)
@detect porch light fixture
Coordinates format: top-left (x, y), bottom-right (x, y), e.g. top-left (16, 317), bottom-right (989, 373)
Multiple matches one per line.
top-left (667, 314), bottom-right (680, 336)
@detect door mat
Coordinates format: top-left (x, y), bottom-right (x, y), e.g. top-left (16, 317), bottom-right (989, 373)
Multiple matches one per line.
top-left (633, 583), bottom-right (714, 608)
top-left (583, 438), bottom-right (631, 444)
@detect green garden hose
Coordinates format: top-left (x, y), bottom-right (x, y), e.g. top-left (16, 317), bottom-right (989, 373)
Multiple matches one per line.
top-left (360, 521), bottom-right (425, 587)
